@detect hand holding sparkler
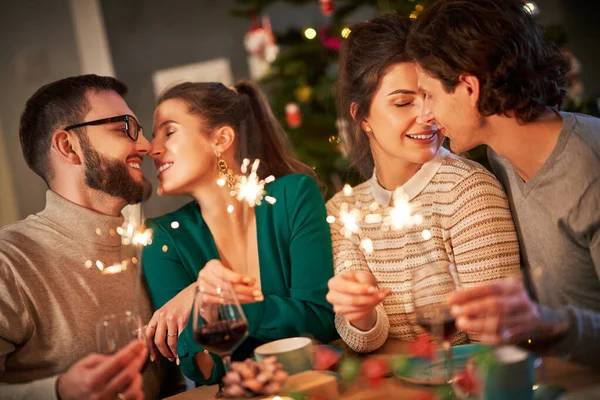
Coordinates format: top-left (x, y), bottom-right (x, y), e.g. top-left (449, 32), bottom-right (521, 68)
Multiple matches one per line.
top-left (197, 260), bottom-right (264, 305)
top-left (326, 271), bottom-right (391, 331)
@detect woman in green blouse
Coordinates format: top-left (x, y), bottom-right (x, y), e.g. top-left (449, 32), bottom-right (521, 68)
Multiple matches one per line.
top-left (142, 81), bottom-right (337, 385)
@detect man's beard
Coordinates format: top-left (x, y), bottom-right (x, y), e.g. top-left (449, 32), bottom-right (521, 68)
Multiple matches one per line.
top-left (80, 140), bottom-right (152, 205)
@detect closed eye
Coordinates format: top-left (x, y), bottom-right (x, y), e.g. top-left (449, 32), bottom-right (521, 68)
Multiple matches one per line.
top-left (395, 102), bottom-right (412, 108)
top-left (166, 130), bottom-right (175, 137)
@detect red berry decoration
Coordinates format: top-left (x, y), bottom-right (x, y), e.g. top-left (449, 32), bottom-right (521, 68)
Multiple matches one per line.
top-left (313, 346), bottom-right (342, 371)
top-left (361, 358), bottom-right (388, 386)
top-left (409, 334), bottom-right (435, 359)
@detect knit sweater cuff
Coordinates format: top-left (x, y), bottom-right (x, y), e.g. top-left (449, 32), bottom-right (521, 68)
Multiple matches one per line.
top-left (335, 306), bottom-right (389, 353)
top-left (0, 375), bottom-right (60, 400)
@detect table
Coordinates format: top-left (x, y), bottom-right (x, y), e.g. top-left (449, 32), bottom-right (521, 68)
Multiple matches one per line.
top-left (166, 339), bottom-right (600, 399)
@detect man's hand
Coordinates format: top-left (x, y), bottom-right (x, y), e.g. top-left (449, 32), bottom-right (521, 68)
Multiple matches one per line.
top-left (449, 281), bottom-right (541, 344)
top-left (56, 339), bottom-right (147, 400)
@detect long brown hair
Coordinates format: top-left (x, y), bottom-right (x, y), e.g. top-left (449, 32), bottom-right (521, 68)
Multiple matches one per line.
top-left (337, 13), bottom-right (413, 180)
top-left (157, 80), bottom-right (316, 181)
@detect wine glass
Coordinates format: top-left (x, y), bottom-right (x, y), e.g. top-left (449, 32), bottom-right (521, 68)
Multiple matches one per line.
top-left (192, 279), bottom-right (249, 397)
top-left (96, 311), bottom-right (146, 355)
top-left (412, 260), bottom-right (460, 384)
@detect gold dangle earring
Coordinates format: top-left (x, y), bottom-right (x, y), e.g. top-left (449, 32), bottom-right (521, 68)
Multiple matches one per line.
top-left (216, 151), bottom-right (236, 190)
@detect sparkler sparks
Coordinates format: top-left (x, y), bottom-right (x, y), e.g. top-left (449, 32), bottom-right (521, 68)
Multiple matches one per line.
top-left (229, 159), bottom-right (276, 208)
top-left (382, 188), bottom-right (423, 231)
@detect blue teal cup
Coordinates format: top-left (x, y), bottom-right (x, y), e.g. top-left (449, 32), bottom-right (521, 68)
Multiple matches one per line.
top-left (474, 346), bottom-right (535, 400)
top-left (254, 337), bottom-right (314, 375)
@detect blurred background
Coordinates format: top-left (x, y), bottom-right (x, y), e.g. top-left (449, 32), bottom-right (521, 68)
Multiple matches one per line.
top-left (0, 0), bottom-right (598, 227)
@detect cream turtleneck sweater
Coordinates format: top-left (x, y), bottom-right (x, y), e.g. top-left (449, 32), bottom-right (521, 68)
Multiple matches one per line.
top-left (0, 191), bottom-right (161, 399)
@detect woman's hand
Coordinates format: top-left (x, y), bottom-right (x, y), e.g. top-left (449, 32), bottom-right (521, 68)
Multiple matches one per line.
top-left (326, 271), bottom-right (391, 331)
top-left (145, 283), bottom-right (196, 363)
top-left (197, 259), bottom-right (264, 305)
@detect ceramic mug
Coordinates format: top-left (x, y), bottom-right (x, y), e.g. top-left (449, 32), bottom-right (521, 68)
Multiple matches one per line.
top-left (254, 337), bottom-right (314, 375)
top-left (473, 346), bottom-right (535, 400)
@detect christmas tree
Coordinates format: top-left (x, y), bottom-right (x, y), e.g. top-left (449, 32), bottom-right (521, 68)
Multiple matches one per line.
top-left (233, 1), bottom-right (596, 196)
top-left (232, 0), bottom-right (433, 197)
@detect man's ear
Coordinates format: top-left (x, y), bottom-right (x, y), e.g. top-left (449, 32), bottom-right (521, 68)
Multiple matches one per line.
top-left (51, 130), bottom-right (82, 165)
top-left (458, 74), bottom-right (481, 109)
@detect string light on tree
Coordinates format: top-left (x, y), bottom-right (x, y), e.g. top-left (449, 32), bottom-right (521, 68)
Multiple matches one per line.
top-left (304, 28), bottom-right (317, 40)
top-left (523, 2), bottom-right (539, 15)
top-left (341, 27), bottom-right (351, 39)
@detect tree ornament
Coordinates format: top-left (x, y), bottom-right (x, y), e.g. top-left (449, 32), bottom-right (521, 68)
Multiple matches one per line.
top-left (294, 85), bottom-right (313, 103)
top-left (361, 358), bottom-right (388, 386)
top-left (320, 0), bottom-right (334, 16)
top-left (285, 102), bottom-right (302, 128)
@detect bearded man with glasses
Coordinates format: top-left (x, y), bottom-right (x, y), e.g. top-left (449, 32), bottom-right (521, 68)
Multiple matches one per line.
top-left (0, 75), bottom-right (178, 399)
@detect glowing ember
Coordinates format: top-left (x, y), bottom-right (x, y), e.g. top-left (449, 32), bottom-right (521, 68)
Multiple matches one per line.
top-left (343, 184), bottom-right (353, 196)
top-left (421, 229), bottom-right (432, 240)
top-left (338, 203), bottom-right (361, 238)
top-left (102, 263), bottom-right (124, 275)
top-left (383, 188), bottom-right (423, 231)
top-left (233, 159), bottom-right (271, 207)
top-left (132, 229), bottom-right (153, 246)
top-left (265, 196), bottom-right (276, 205)
top-left (170, 221), bottom-right (180, 229)
top-left (361, 238), bottom-right (374, 254)
top-left (365, 213), bottom-right (383, 224)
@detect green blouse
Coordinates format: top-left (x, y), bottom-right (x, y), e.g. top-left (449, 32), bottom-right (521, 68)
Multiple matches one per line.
top-left (142, 174), bottom-right (337, 385)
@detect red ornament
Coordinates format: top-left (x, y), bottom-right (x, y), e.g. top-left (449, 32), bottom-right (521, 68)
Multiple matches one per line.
top-left (409, 334), bottom-right (435, 359)
top-left (361, 358), bottom-right (388, 386)
top-left (313, 346), bottom-right (342, 371)
top-left (320, 0), bottom-right (334, 16)
top-left (285, 102), bottom-right (302, 128)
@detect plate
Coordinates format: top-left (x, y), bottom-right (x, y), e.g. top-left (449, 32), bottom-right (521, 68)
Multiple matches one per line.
top-left (395, 344), bottom-right (484, 386)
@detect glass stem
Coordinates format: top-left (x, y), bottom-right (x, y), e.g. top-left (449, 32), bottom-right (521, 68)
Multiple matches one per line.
top-left (216, 354), bottom-right (232, 399)
top-left (222, 354), bottom-right (232, 372)
top-left (443, 339), bottom-right (453, 384)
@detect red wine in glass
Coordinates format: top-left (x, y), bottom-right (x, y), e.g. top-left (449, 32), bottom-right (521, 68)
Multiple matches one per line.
top-left (417, 313), bottom-right (457, 339)
top-left (412, 261), bottom-right (460, 384)
top-left (193, 281), bottom-right (249, 397)
top-left (194, 320), bottom-right (249, 355)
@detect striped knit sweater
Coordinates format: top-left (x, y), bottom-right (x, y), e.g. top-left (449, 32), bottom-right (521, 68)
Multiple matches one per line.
top-left (326, 147), bottom-right (521, 353)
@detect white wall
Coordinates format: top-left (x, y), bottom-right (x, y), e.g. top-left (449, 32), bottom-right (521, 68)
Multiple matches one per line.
top-left (0, 118), bottom-right (19, 226)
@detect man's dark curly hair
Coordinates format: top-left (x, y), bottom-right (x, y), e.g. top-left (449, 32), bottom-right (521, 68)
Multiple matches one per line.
top-left (407, 0), bottom-right (569, 123)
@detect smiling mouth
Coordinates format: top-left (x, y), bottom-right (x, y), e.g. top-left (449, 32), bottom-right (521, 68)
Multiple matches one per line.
top-left (127, 161), bottom-right (142, 170)
top-left (157, 162), bottom-right (173, 173)
top-left (406, 131), bottom-right (437, 141)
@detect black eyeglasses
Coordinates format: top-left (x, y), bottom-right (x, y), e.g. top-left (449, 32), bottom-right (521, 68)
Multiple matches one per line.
top-left (64, 114), bottom-right (143, 142)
